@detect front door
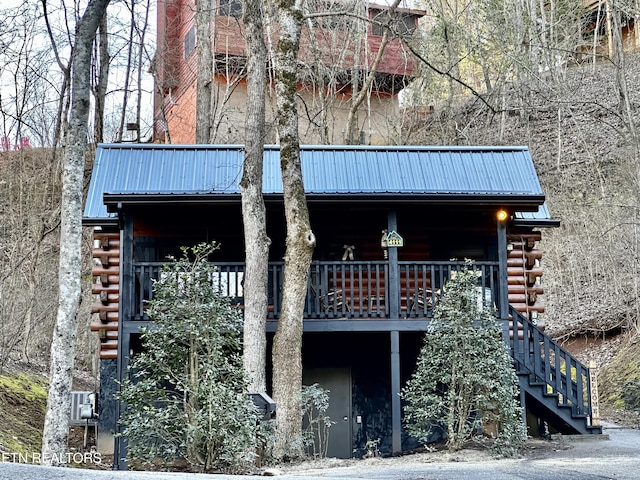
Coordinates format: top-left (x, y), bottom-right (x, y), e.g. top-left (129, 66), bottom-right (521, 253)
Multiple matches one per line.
top-left (303, 368), bottom-right (352, 459)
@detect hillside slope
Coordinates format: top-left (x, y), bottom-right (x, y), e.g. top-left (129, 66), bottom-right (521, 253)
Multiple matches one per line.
top-left (0, 371), bottom-right (47, 455)
top-left (405, 53), bottom-right (640, 412)
top-left (409, 54), bottom-right (640, 345)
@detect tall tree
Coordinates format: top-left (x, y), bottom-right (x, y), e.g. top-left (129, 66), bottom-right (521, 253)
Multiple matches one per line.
top-left (240, 0), bottom-right (270, 393)
top-left (195, 0), bottom-right (214, 143)
top-left (41, 0), bottom-right (110, 466)
top-left (93, 15), bottom-right (109, 143)
top-left (271, 0), bottom-right (316, 459)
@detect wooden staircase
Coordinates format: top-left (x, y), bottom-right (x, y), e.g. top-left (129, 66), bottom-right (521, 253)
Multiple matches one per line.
top-left (509, 306), bottom-right (602, 435)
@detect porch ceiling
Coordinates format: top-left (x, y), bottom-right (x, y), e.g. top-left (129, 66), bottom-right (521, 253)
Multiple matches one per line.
top-left (83, 144), bottom-right (547, 225)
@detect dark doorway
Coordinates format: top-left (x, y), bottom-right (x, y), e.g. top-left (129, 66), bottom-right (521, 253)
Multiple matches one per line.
top-left (303, 367), bottom-right (353, 458)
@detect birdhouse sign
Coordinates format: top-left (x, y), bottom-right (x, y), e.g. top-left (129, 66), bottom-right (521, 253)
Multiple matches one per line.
top-left (385, 230), bottom-right (404, 248)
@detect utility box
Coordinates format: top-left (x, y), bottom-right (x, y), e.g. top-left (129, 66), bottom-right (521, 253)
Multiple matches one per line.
top-left (250, 392), bottom-right (276, 421)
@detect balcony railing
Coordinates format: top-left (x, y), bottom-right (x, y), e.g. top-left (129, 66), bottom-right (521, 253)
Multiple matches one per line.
top-left (131, 260), bottom-right (500, 321)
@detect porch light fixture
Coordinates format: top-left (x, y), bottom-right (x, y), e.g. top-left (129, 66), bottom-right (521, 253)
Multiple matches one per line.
top-left (496, 209), bottom-right (509, 222)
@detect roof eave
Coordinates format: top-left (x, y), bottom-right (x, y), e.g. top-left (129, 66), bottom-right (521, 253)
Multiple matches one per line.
top-left (512, 218), bottom-right (561, 228)
top-left (103, 193), bottom-right (243, 212)
top-left (304, 193), bottom-right (545, 207)
top-left (102, 192), bottom-right (545, 210)
top-left (82, 217), bottom-right (119, 227)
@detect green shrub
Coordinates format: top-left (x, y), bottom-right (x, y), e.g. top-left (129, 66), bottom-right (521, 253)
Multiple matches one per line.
top-left (117, 243), bottom-right (260, 473)
top-left (300, 383), bottom-right (335, 458)
top-left (402, 262), bottom-right (526, 456)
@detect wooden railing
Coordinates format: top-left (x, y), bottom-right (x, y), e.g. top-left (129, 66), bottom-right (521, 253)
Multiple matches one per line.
top-left (131, 260), bottom-right (499, 321)
top-left (400, 261), bottom-right (498, 318)
top-left (510, 305), bottom-right (594, 419)
top-left (131, 261), bottom-right (246, 320)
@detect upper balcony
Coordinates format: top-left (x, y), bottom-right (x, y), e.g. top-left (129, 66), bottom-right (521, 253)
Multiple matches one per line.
top-left (156, 0), bottom-right (424, 96)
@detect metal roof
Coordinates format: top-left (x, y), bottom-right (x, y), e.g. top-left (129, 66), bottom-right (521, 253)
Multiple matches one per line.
top-left (513, 204), bottom-right (560, 227)
top-left (83, 144), bottom-right (547, 224)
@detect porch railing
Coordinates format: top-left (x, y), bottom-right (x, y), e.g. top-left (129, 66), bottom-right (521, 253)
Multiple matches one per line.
top-left (131, 260), bottom-right (499, 321)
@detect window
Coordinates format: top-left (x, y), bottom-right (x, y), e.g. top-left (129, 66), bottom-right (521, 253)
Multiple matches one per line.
top-left (220, 0), bottom-right (242, 18)
top-left (371, 9), bottom-right (416, 37)
top-left (305, 0), bottom-right (354, 30)
top-left (184, 25), bottom-right (196, 58)
top-left (371, 10), bottom-right (385, 36)
top-left (395, 13), bottom-right (417, 36)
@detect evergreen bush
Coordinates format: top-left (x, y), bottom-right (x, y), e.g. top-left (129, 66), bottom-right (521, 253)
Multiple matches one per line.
top-left (117, 243), bottom-right (260, 472)
top-left (402, 262), bottom-right (526, 456)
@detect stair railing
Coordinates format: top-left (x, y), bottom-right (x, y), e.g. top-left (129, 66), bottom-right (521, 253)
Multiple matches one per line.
top-left (509, 305), bottom-right (594, 420)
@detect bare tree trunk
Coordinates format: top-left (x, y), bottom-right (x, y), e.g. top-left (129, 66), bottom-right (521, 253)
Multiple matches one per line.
top-left (94, 15), bottom-right (109, 143)
top-left (606, 0), bottom-right (615, 59)
top-left (592, 1), bottom-right (603, 69)
top-left (470, 1), bottom-right (492, 94)
top-left (272, 0), bottom-right (316, 460)
top-left (21, 239), bottom-right (41, 363)
top-left (606, 0), bottom-right (637, 140)
top-left (195, 0), bottom-right (214, 143)
top-left (241, 0), bottom-right (270, 394)
top-left (41, 0), bottom-right (110, 466)
top-left (117, 0), bottom-right (136, 142)
top-left (135, 0), bottom-right (151, 142)
top-left (636, 0), bottom-right (640, 49)
top-left (41, 0), bottom-right (71, 148)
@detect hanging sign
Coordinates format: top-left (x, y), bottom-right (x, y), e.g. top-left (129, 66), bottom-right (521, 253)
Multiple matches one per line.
top-left (385, 230), bottom-right (404, 248)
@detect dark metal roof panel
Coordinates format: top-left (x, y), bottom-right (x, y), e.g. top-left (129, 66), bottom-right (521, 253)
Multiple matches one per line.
top-left (294, 147), bottom-right (542, 195)
top-left (83, 144), bottom-right (545, 223)
top-left (513, 203), bottom-right (560, 227)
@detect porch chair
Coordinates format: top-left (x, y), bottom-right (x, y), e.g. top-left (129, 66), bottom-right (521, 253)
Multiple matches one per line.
top-left (409, 288), bottom-right (440, 313)
top-left (311, 285), bottom-right (349, 313)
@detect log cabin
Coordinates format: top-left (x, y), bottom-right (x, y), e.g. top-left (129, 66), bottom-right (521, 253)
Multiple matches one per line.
top-left (83, 143), bottom-right (601, 468)
top-left (153, 0), bottom-right (424, 144)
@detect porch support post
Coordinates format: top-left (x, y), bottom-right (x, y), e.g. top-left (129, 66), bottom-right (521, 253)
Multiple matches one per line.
top-left (114, 212), bottom-right (133, 470)
top-left (519, 381), bottom-right (527, 428)
top-left (498, 218), bottom-right (527, 426)
top-left (497, 217), bottom-right (510, 345)
top-left (390, 330), bottom-right (402, 455)
top-left (96, 359), bottom-right (117, 454)
top-left (387, 210), bottom-right (402, 455)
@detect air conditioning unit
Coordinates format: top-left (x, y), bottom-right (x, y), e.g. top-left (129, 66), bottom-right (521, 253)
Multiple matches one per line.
top-left (70, 391), bottom-right (98, 426)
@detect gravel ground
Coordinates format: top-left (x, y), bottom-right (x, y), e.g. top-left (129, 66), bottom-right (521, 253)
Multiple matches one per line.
top-left (0, 422), bottom-right (638, 480)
